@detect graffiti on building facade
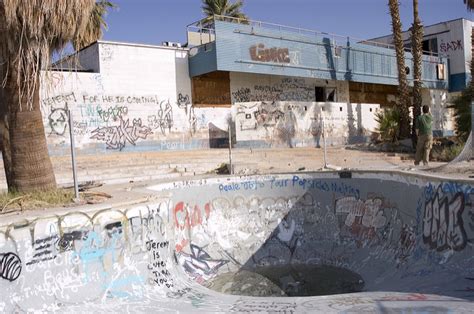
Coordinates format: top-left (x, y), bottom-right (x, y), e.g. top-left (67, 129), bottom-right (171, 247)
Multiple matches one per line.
top-left (232, 78), bottom-right (315, 102)
top-left (235, 101), bottom-right (303, 145)
top-left (177, 93), bottom-right (197, 134)
top-left (236, 102), bottom-right (285, 131)
top-left (440, 40), bottom-right (463, 53)
top-left (249, 44), bottom-right (290, 64)
top-left (151, 100), bottom-right (173, 135)
top-left (42, 92), bottom-right (77, 108)
top-left (91, 116), bottom-right (152, 150)
top-left (41, 92), bottom-right (192, 150)
top-left (48, 105), bottom-right (69, 136)
top-left (97, 105), bottom-right (128, 122)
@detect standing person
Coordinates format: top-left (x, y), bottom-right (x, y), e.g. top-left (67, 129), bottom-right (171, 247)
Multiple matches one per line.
top-left (414, 105), bottom-right (433, 166)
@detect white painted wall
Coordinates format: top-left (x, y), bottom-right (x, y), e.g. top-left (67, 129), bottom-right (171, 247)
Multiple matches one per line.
top-left (40, 42), bottom-right (231, 154)
top-left (233, 101), bottom-right (379, 146)
top-left (229, 72), bottom-right (374, 146)
top-left (421, 88), bottom-right (455, 135)
top-left (460, 19), bottom-right (472, 77)
top-left (434, 19), bottom-right (471, 75)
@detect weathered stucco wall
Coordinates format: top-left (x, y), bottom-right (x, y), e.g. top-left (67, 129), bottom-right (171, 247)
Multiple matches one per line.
top-left (40, 42), bottom-right (455, 155)
top-left (422, 89), bottom-right (456, 136)
top-left (0, 172), bottom-right (472, 312)
top-left (370, 18), bottom-right (472, 92)
top-left (230, 72), bottom-right (350, 103)
top-left (41, 42), bottom-right (230, 155)
top-left (233, 101), bottom-right (379, 146)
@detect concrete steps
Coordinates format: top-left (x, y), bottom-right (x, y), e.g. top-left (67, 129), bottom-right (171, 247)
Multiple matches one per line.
top-left (0, 147), bottom-right (411, 191)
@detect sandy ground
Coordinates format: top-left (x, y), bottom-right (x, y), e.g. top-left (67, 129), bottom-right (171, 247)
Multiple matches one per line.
top-left (0, 146), bottom-right (470, 191)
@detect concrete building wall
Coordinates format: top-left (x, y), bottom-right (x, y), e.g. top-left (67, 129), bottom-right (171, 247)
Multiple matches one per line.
top-left (460, 19), bottom-right (472, 85)
top-left (233, 101), bottom-right (379, 147)
top-left (229, 72), bottom-right (350, 103)
top-left (422, 89), bottom-right (455, 136)
top-left (40, 42), bottom-right (377, 155)
top-left (370, 18), bottom-right (472, 91)
top-left (40, 41), bottom-right (457, 155)
top-left (206, 20), bottom-right (447, 90)
top-left (79, 43), bottom-right (102, 72)
top-left (40, 42), bottom-right (230, 155)
top-left (426, 19), bottom-right (471, 79)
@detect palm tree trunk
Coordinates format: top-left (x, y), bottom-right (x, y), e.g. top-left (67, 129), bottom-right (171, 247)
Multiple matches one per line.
top-left (471, 27), bottom-right (473, 90)
top-left (0, 45), bottom-right (14, 189)
top-left (411, 0), bottom-right (423, 146)
top-left (462, 1), bottom-right (473, 143)
top-left (4, 65), bottom-right (56, 192)
top-left (0, 91), bottom-right (13, 188)
top-left (389, 0), bottom-right (411, 139)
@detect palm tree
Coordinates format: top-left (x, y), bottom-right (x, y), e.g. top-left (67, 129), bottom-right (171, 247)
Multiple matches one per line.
top-left (0, 0), bottom-right (112, 192)
top-left (410, 0), bottom-right (423, 145)
top-left (73, 0), bottom-right (116, 51)
top-left (388, 0), bottom-right (411, 139)
top-left (463, 0), bottom-right (473, 154)
top-left (464, 0), bottom-right (473, 90)
top-left (201, 0), bottom-right (247, 25)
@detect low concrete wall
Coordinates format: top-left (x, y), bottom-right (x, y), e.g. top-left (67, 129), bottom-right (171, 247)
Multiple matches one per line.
top-left (0, 172), bottom-right (472, 312)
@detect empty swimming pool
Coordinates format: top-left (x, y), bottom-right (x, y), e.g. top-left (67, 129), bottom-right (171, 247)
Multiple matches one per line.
top-left (0, 171), bottom-right (473, 312)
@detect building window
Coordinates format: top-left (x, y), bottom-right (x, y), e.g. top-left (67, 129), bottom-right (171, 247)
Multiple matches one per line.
top-left (315, 87), bottom-right (325, 102)
top-left (436, 64), bottom-right (445, 80)
top-left (315, 87), bottom-right (337, 102)
top-left (326, 88), bottom-right (336, 102)
top-left (422, 38), bottom-right (438, 54)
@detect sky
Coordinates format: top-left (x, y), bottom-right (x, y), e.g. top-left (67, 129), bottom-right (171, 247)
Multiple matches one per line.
top-left (101, 0), bottom-right (473, 46)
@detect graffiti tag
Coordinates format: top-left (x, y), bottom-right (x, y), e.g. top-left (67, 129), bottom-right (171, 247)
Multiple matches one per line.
top-left (423, 186), bottom-right (466, 251)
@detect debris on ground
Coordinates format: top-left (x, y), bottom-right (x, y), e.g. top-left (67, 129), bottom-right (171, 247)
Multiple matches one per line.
top-left (214, 163), bottom-right (230, 175)
top-left (78, 181), bottom-right (103, 192)
top-left (81, 191), bottom-right (112, 204)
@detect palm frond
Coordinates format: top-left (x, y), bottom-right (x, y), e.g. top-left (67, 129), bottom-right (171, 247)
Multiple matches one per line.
top-left (0, 0), bottom-right (96, 110)
top-left (201, 0), bottom-right (247, 22)
top-left (447, 85), bottom-right (473, 141)
top-left (464, 0), bottom-right (474, 11)
top-left (73, 0), bottom-right (116, 51)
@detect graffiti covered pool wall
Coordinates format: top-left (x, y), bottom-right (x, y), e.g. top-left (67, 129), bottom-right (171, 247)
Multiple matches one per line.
top-left (0, 172), bottom-right (472, 312)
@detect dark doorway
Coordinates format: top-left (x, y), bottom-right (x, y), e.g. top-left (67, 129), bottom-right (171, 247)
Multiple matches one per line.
top-left (315, 87), bottom-right (325, 102)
